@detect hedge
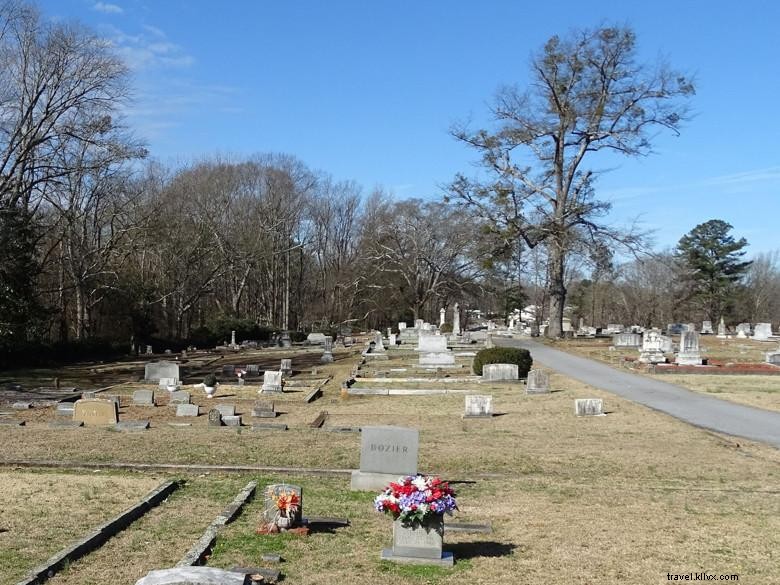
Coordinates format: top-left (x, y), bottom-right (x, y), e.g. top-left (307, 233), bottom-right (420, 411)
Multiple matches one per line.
top-left (472, 347), bottom-right (533, 377)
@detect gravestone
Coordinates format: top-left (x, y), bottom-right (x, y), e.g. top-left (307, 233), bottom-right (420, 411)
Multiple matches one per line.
top-left (215, 404), bottom-right (235, 417)
top-left (134, 567), bottom-right (247, 585)
top-left (55, 402), bottom-right (75, 417)
top-left (676, 330), bottom-right (703, 365)
top-left (176, 403), bottom-right (199, 417)
top-left (372, 332), bottom-right (386, 353)
top-left (638, 331), bottom-right (667, 364)
top-left (452, 303), bottom-right (461, 336)
top-left (263, 483), bottom-right (303, 526)
top-left (12, 401), bottom-right (32, 409)
top-left (246, 364), bottom-right (260, 375)
top-left (440, 307), bottom-right (446, 326)
top-left (606, 324), bottom-right (624, 334)
top-left (169, 391), bottom-right (191, 404)
top-left (736, 322), bottom-right (752, 337)
top-left (280, 358), bottom-right (292, 376)
top-left (208, 408), bottom-right (222, 427)
top-left (485, 333), bottom-right (494, 349)
top-left (381, 517), bottom-right (453, 566)
top-left (414, 319), bottom-right (424, 330)
top-left (252, 400), bottom-right (276, 418)
top-left (321, 337), bottom-right (334, 363)
top-left (417, 335), bottom-right (448, 353)
top-left (73, 399), bottom-right (118, 426)
top-left (351, 426), bottom-right (419, 491)
top-left (398, 322), bottom-right (407, 331)
top-left (223, 415), bottom-right (241, 426)
top-left (701, 320), bottom-right (714, 335)
top-left (463, 395), bottom-right (493, 418)
top-left (307, 332), bottom-right (327, 345)
top-left (613, 332), bottom-right (642, 347)
top-left (222, 364), bottom-right (235, 376)
top-left (575, 398), bottom-right (604, 416)
top-left (144, 361), bottom-right (180, 382)
top-left (766, 350), bottom-right (780, 366)
top-left (132, 389), bottom-right (155, 406)
top-left (717, 317), bottom-right (727, 338)
top-left (145, 345), bottom-right (153, 355)
top-left (526, 369), bottom-right (550, 394)
top-left (280, 331), bottom-right (292, 348)
top-left (482, 363), bottom-right (519, 381)
top-left (754, 322), bottom-right (773, 341)
top-left (262, 371), bottom-right (283, 393)
top-left (419, 351), bottom-right (456, 366)
top-left (158, 377), bottom-right (179, 390)
top-left (388, 333), bottom-right (397, 346)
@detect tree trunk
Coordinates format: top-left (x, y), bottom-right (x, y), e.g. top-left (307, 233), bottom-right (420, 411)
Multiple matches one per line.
top-left (547, 243), bottom-right (566, 338)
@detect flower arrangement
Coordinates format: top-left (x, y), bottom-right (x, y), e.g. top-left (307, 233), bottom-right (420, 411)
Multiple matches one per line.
top-left (374, 475), bottom-right (457, 526)
top-left (271, 487), bottom-right (300, 519)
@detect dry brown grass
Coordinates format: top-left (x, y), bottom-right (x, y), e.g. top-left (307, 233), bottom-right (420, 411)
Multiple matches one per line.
top-left (0, 470), bottom-right (160, 585)
top-left (1, 345), bottom-right (780, 584)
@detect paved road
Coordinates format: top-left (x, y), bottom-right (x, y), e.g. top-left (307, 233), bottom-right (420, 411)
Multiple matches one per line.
top-left (499, 337), bottom-right (780, 448)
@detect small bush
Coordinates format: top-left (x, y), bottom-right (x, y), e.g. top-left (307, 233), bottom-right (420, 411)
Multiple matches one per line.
top-left (472, 347), bottom-right (532, 376)
top-left (203, 373), bottom-right (218, 387)
top-left (439, 323), bottom-right (453, 334)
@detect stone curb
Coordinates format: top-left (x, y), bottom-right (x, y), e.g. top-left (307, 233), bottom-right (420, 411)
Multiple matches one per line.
top-left (1, 459), bottom-right (352, 477)
top-left (177, 480), bottom-right (257, 567)
top-left (15, 480), bottom-right (179, 585)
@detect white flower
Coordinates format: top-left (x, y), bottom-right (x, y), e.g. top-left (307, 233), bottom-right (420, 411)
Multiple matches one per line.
top-left (412, 476), bottom-right (427, 491)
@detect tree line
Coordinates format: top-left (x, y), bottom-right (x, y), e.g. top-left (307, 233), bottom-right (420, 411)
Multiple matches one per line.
top-left (0, 4), bottom-right (774, 365)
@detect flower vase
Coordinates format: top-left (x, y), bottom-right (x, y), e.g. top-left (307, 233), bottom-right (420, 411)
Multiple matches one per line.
top-left (392, 514), bottom-right (444, 559)
top-left (204, 385), bottom-right (216, 398)
top-left (276, 515), bottom-right (292, 529)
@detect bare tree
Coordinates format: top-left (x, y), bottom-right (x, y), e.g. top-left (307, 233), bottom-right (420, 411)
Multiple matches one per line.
top-left (450, 25), bottom-right (693, 337)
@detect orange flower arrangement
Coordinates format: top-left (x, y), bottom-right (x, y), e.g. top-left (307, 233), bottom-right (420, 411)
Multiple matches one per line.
top-left (272, 488), bottom-right (300, 518)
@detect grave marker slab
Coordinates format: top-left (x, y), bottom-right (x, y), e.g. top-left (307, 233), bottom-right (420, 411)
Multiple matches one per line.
top-left (252, 400), bottom-right (276, 418)
top-left (526, 369), bottom-right (550, 394)
top-left (482, 363), bottom-right (519, 381)
top-left (215, 404), bottom-right (236, 417)
top-left (280, 358), bottom-right (292, 376)
top-left (134, 567), bottom-right (248, 585)
top-left (144, 361), bottom-right (180, 382)
top-left (463, 395), bottom-right (493, 418)
top-left (176, 403), bottom-right (199, 417)
top-left (115, 420), bottom-right (150, 431)
top-left (222, 415), bottom-right (241, 427)
top-left (55, 403), bottom-right (75, 417)
top-left (351, 426), bottom-right (419, 491)
top-left (133, 389), bottom-right (155, 406)
top-left (262, 370), bottom-right (283, 393)
top-left (575, 398), bottom-right (604, 416)
top-left (169, 391), bottom-right (191, 405)
top-left (208, 408), bottom-right (223, 427)
top-left (73, 399), bottom-right (118, 426)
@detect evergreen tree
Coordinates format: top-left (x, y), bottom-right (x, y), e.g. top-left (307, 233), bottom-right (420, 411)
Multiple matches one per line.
top-left (676, 219), bottom-right (751, 322)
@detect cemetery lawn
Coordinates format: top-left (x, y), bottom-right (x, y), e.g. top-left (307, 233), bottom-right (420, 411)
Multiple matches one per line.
top-left (0, 470), bottom-right (161, 585)
top-left (2, 351), bottom-right (780, 583)
top-left (648, 373), bottom-right (780, 412)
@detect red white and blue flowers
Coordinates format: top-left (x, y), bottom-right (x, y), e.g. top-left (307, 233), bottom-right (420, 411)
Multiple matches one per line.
top-left (374, 475), bottom-right (457, 526)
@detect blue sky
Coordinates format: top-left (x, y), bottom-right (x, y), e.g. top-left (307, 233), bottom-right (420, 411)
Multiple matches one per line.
top-left (39, 0), bottom-right (780, 255)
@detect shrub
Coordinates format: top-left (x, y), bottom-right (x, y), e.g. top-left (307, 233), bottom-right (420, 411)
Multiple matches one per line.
top-left (439, 323), bottom-right (453, 334)
top-left (472, 347), bottom-right (532, 376)
top-left (203, 373), bottom-right (218, 387)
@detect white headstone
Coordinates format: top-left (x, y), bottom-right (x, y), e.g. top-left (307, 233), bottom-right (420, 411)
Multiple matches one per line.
top-left (417, 335), bottom-right (448, 353)
top-left (145, 361), bottom-right (180, 382)
top-left (526, 369), bottom-right (550, 394)
top-left (398, 322), bottom-right (407, 331)
top-left (262, 370), bottom-right (283, 393)
top-left (440, 307), bottom-right (446, 326)
top-left (452, 303), bottom-right (461, 336)
top-left (464, 395), bottom-right (493, 418)
top-left (575, 398), bottom-right (604, 416)
top-left (754, 323), bottom-right (772, 341)
top-left (482, 363), bottom-right (519, 381)
top-left (638, 331), bottom-right (667, 364)
top-left (717, 317), bottom-right (727, 338)
top-left (676, 331), bottom-right (702, 365)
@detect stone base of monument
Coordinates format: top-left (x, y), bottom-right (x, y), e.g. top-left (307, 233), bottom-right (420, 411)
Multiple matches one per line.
top-left (638, 351), bottom-right (666, 364)
top-left (381, 549), bottom-right (454, 566)
top-left (350, 470), bottom-right (405, 491)
top-left (676, 353), bottom-right (703, 366)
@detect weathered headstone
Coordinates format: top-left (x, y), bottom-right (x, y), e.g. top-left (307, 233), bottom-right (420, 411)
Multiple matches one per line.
top-left (526, 369), bottom-right (550, 394)
top-left (169, 391), bottom-right (191, 404)
top-left (144, 361), bottom-right (180, 382)
top-left (280, 331), bottom-right (292, 348)
top-left (158, 377), bottom-right (179, 390)
top-left (717, 317), bottom-right (727, 338)
top-left (263, 483), bottom-right (303, 526)
top-left (222, 364), bottom-right (235, 376)
top-left (482, 363), bottom-right (519, 381)
top-left (55, 402), bottom-right (75, 417)
top-left (145, 345), bottom-right (153, 355)
top-left (638, 330), bottom-right (667, 364)
top-left (736, 322), bottom-right (752, 338)
top-left (701, 320), bottom-right (714, 335)
top-left (307, 332), bottom-right (328, 345)
top-left (452, 303), bottom-right (461, 336)
top-left (676, 330), bottom-right (703, 365)
top-left (12, 401), bottom-right (32, 410)
top-left (246, 364), bottom-right (260, 375)
top-left (439, 307), bottom-right (446, 326)
top-left (575, 398), bottom-right (604, 416)
top-left (419, 351), bottom-right (456, 366)
top-left (262, 370), bottom-right (283, 393)
top-left (215, 403), bottom-right (235, 417)
top-left (754, 323), bottom-right (773, 341)
top-left (252, 400), bottom-right (276, 418)
top-left (398, 322), bottom-right (407, 331)
top-left (222, 415), bottom-right (241, 427)
top-left (176, 403), bottom-right (199, 417)
top-left (208, 408), bottom-right (223, 427)
top-left (613, 332), bottom-right (642, 348)
top-left (133, 389), bottom-right (155, 406)
top-left (417, 335), bottom-right (448, 353)
top-left (321, 337), bottom-right (334, 363)
top-left (463, 395), bottom-right (493, 418)
top-left (134, 567), bottom-right (247, 585)
top-left (73, 399), bottom-right (118, 426)
top-left (280, 358), bottom-right (292, 376)
top-left (388, 333), bottom-right (397, 346)
top-left (351, 426), bottom-right (419, 491)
